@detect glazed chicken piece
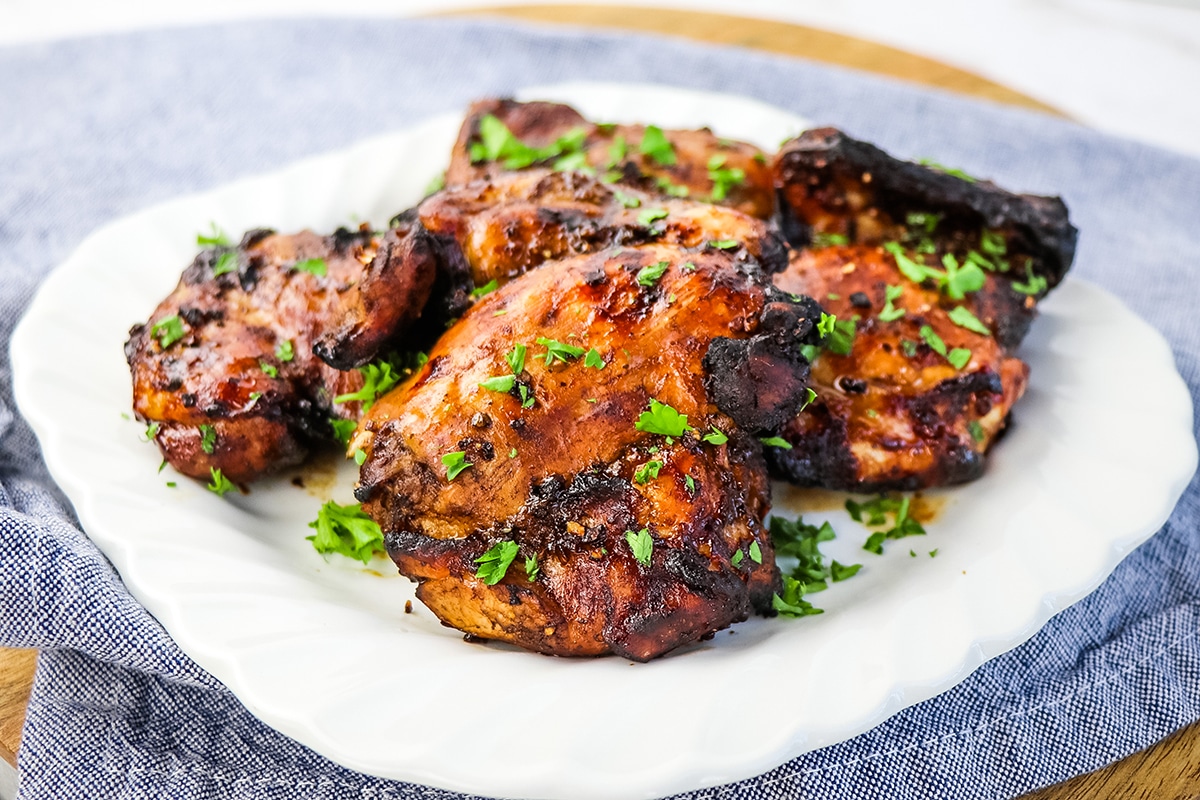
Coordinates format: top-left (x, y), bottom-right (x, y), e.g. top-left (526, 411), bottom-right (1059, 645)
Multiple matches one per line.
top-left (445, 98), bottom-right (775, 219)
top-left (126, 224), bottom-right (436, 483)
top-left (352, 243), bottom-right (822, 660)
top-left (317, 168), bottom-right (787, 369)
top-left (769, 127), bottom-right (1078, 491)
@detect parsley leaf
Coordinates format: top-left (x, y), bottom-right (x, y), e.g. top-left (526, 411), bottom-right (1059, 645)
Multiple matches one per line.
top-left (584, 348), bottom-right (605, 369)
top-left (749, 540), bottom-right (763, 564)
top-left (199, 424), bottom-right (216, 454)
top-left (275, 339), bottom-right (294, 362)
top-left (772, 575), bottom-right (824, 617)
top-left (639, 125), bottom-right (676, 166)
top-left (708, 239), bottom-right (739, 250)
top-left (940, 253), bottom-right (986, 300)
top-left (1013, 261), bottom-right (1048, 296)
top-left (468, 114), bottom-right (588, 170)
top-left (634, 460), bottom-right (663, 484)
top-left (707, 154), bottom-right (745, 201)
top-left (878, 285), bottom-right (906, 322)
top-left (759, 436), bottom-right (793, 449)
top-left (525, 554), bottom-right (540, 582)
top-left (637, 208), bottom-right (669, 227)
top-left (151, 315), bottom-right (185, 349)
top-left (818, 313), bottom-right (857, 356)
top-left (830, 561), bottom-right (862, 582)
top-left (612, 189), bottom-right (641, 208)
top-left (947, 306), bottom-right (991, 335)
top-left (635, 400), bottom-right (690, 438)
top-left (506, 343), bottom-right (527, 375)
top-left (293, 258), bottom-right (327, 277)
top-left (947, 348), bottom-right (972, 370)
top-left (884, 241), bottom-right (937, 284)
top-left (625, 528), bottom-right (654, 566)
top-left (535, 337), bottom-right (585, 366)
top-left (212, 251), bottom-right (238, 276)
top-left (442, 451), bottom-right (472, 481)
top-left (919, 324), bottom-right (948, 357)
top-left (474, 540), bottom-right (519, 585)
top-left (811, 231), bottom-right (849, 248)
top-left (968, 420), bottom-right (986, 443)
top-left (479, 375), bottom-right (516, 393)
top-left (259, 360), bottom-right (278, 378)
top-left (334, 356), bottom-right (406, 410)
top-left (306, 500), bottom-right (384, 564)
top-left (206, 467), bottom-right (236, 497)
top-left (330, 418), bottom-right (357, 448)
top-left (636, 260), bottom-right (669, 287)
top-left (918, 158), bottom-right (978, 183)
top-left (196, 222), bottom-right (231, 248)
top-left (731, 549), bottom-right (745, 568)
top-left (702, 426), bottom-right (728, 445)
top-left (470, 279), bottom-right (499, 299)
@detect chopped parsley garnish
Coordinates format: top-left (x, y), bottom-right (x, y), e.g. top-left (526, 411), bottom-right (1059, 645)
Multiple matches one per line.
top-left (474, 540), bottom-right (519, 585)
top-left (759, 436), bottom-right (793, 449)
top-left (947, 348), bottom-right (972, 370)
top-left (748, 540), bottom-right (763, 564)
top-left (275, 339), bottom-right (294, 362)
top-left (939, 253), bottom-right (986, 300)
top-left (906, 211), bottom-right (943, 235)
top-left (637, 208), bottom-right (669, 227)
top-left (731, 549), bottom-right (745, 568)
top-left (470, 279), bottom-right (499, 299)
top-left (768, 513), bottom-right (862, 616)
top-left (685, 474), bottom-right (696, 494)
top-left (636, 260), bottom-right (669, 287)
top-left (812, 231), bottom-right (849, 248)
top-left (682, 261), bottom-right (696, 272)
top-left (878, 285), bottom-right (906, 322)
top-left (212, 251), bottom-right (238, 276)
top-left (773, 576), bottom-right (824, 617)
top-left (259, 360), bottom-right (278, 378)
top-left (607, 134), bottom-right (627, 168)
top-left (884, 241), bottom-right (936, 284)
top-left (306, 500), bottom-right (384, 564)
top-left (196, 222), bottom-right (231, 248)
top-left (830, 561), bottom-right (861, 581)
top-left (583, 348), bottom-right (605, 369)
top-left (707, 154), bottom-right (746, 201)
top-left (918, 158), bottom-right (977, 183)
top-left (509, 447), bottom-right (518, 458)
top-left (535, 337), bottom-right (585, 366)
top-left (506, 343), bottom-right (527, 375)
top-left (524, 554), bottom-right (540, 582)
top-left (612, 188), bottom-right (641, 208)
top-left (798, 387), bottom-right (818, 413)
top-left (424, 173), bottom-right (446, 195)
top-left (625, 528), bottom-right (654, 566)
top-left (654, 176), bottom-right (690, 197)
top-left (850, 494), bottom-right (927, 554)
top-left (817, 313), bottom-right (857, 356)
top-left (948, 306), bottom-right (991, 335)
top-left (635, 400), bottom-right (690, 438)
top-left (442, 451), bottom-right (472, 481)
top-left (1013, 261), bottom-right (1048, 296)
top-left (353, 449), bottom-right (367, 465)
top-left (708, 239), bottom-right (739, 250)
top-left (151, 315), bottom-right (185, 349)
top-left (553, 151), bottom-right (592, 173)
top-left (702, 426), bottom-right (728, 445)
top-left (141, 422), bottom-right (160, 442)
top-left (634, 460), bottom-right (663, 484)
top-left (480, 375), bottom-right (516, 393)
top-left (518, 384), bottom-right (535, 409)
top-left (330, 418), bottom-right (357, 447)
top-left (199, 424), bottom-right (216, 454)
top-left (468, 114), bottom-right (588, 170)
top-left (292, 258), bottom-right (327, 277)
top-left (638, 125), bottom-right (676, 166)
top-left (900, 338), bottom-right (918, 358)
top-left (968, 420), bottom-right (986, 443)
top-left (206, 467), bottom-right (236, 497)
top-left (334, 356), bottom-right (408, 410)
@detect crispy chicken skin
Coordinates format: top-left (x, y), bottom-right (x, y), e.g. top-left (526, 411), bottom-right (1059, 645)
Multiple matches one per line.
top-left (126, 225), bottom-right (436, 483)
top-left (447, 98), bottom-right (776, 219)
top-left (769, 128), bottom-right (1077, 491)
top-left (353, 244), bottom-right (822, 660)
top-left (773, 246), bottom-right (1028, 490)
top-left (318, 169), bottom-right (787, 370)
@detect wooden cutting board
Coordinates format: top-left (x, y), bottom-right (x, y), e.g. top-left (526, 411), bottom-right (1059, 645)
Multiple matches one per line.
top-left (4, 6), bottom-right (1197, 800)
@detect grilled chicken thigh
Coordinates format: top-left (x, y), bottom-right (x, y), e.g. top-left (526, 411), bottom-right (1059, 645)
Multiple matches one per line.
top-left (353, 243), bottom-right (821, 660)
top-left (447, 98), bottom-right (775, 219)
top-left (126, 225), bottom-right (436, 483)
top-left (769, 128), bottom-right (1077, 491)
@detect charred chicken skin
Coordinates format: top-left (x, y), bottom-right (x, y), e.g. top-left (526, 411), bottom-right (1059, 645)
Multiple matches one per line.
top-left (769, 128), bottom-right (1077, 491)
top-left (352, 244), bottom-right (822, 660)
top-left (446, 99), bottom-right (775, 220)
top-left (126, 225), bottom-right (436, 483)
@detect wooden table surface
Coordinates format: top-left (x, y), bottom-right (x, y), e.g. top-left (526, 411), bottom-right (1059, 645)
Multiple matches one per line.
top-left (3, 5), bottom-right (1197, 798)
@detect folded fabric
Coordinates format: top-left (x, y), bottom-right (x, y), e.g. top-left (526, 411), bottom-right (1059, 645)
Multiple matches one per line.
top-left (1, 17), bottom-right (1198, 800)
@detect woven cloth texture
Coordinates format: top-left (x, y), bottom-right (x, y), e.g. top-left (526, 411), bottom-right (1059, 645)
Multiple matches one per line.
top-left (2, 16), bottom-right (1199, 800)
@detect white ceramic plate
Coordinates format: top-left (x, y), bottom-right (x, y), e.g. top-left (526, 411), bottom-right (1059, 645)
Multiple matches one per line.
top-left (11, 83), bottom-right (1197, 800)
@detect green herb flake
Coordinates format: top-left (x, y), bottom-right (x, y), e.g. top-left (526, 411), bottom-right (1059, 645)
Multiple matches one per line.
top-left (685, 474), bottom-right (696, 495)
top-left (636, 260), bottom-right (669, 287)
top-left (702, 426), bottom-right (728, 445)
top-left (707, 153), bottom-right (746, 201)
top-left (424, 173), bottom-right (446, 195)
top-left (900, 338), bottom-right (918, 358)
top-left (305, 500), bottom-right (384, 563)
top-left (275, 339), bottom-right (295, 362)
top-left (606, 134), bottom-right (627, 168)
top-left (442, 451), bottom-right (472, 481)
top-left (582, 348), bottom-right (605, 370)
top-left (731, 549), bottom-right (745, 568)
top-left (206, 467), bottom-right (236, 497)
top-left (919, 325), bottom-right (948, 357)
top-left (519, 383), bottom-right (535, 409)
top-left (708, 239), bottom-right (739, 250)
top-left (830, 561), bottom-right (862, 582)
top-left (759, 436), bottom-right (793, 449)
top-left (480, 374), bottom-right (516, 393)
top-left (509, 447), bottom-right (518, 459)
top-left (470, 279), bottom-right (499, 299)
top-left (748, 540), bottom-right (763, 564)
top-left (199, 424), bottom-right (217, 454)
top-left (524, 554), bottom-right (540, 582)
top-left (212, 251), bottom-right (238, 277)
top-left (883, 241), bottom-right (936, 285)
top-left (917, 158), bottom-right (978, 183)
top-left (772, 575), bottom-right (824, 618)
top-left (637, 208), bottom-right (669, 227)
top-left (612, 189), bottom-right (641, 209)
top-left (141, 422), bottom-right (160, 442)
top-left (863, 531), bottom-right (887, 555)
top-left (968, 420), bottom-right (986, 444)
top-left (634, 460), bottom-right (663, 484)
top-left (506, 343), bottom-right (527, 375)
top-left (334, 356), bottom-right (408, 411)
top-left (906, 211), bottom-right (943, 234)
top-left (948, 306), bottom-right (991, 335)
top-left (469, 114), bottom-right (588, 170)
top-left (879, 284), bottom-right (906, 322)
top-left (940, 253), bottom-right (986, 300)
top-left (259, 360), bottom-right (278, 378)
top-left (818, 313), bottom-right (857, 356)
top-left (330, 418), bottom-right (357, 448)
top-left (798, 387), bottom-right (818, 413)
top-left (353, 449), bottom-right (367, 465)
top-left (635, 400), bottom-right (690, 438)
top-left (535, 337), bottom-right (585, 366)
top-left (638, 125), bottom-right (676, 166)
top-left (811, 231), bottom-right (849, 248)
top-left (947, 347), bottom-right (972, 370)
top-left (196, 223), bottom-right (231, 248)
top-left (625, 528), bottom-right (654, 566)
top-left (1013, 261), bottom-right (1048, 296)
top-left (929, 549), bottom-right (939, 558)
top-left (474, 540), bottom-right (520, 585)
top-left (151, 315), bottom-right (186, 349)
top-left (293, 258), bottom-right (327, 277)
top-left (166, 481), bottom-right (177, 488)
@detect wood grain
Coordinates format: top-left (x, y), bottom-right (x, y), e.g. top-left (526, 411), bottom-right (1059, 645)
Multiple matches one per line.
top-left (2, 7), bottom-right (1186, 799)
top-left (0, 649), bottom-right (35, 768)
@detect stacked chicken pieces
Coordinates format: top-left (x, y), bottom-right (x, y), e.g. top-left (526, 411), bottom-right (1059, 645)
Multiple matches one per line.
top-left (127, 99), bottom-right (1076, 660)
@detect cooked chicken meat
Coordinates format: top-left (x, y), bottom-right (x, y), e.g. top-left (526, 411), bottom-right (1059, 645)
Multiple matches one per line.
top-left (769, 128), bottom-right (1077, 491)
top-left (317, 168), bottom-right (787, 369)
top-left (447, 98), bottom-right (775, 219)
top-left (352, 243), bottom-right (822, 660)
top-left (126, 224), bottom-right (436, 483)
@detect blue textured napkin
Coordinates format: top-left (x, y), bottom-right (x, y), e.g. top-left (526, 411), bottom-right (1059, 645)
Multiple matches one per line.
top-left (2, 17), bottom-right (1198, 800)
